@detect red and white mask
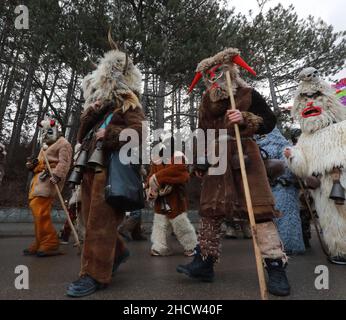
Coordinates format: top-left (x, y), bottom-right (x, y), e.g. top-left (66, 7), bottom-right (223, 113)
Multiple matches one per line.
top-left (39, 116), bottom-right (59, 146)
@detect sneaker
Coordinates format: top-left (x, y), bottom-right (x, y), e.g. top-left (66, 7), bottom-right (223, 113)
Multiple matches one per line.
top-left (265, 258), bottom-right (291, 296)
top-left (328, 255), bottom-right (346, 265)
top-left (66, 275), bottom-right (106, 298)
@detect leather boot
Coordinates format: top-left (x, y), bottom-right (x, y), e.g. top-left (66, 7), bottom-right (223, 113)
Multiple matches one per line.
top-left (176, 246), bottom-right (215, 282)
top-left (265, 258), bottom-right (291, 296)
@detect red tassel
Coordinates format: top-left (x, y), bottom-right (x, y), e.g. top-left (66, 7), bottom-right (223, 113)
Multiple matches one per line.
top-left (188, 72), bottom-right (202, 93)
top-left (50, 120), bottom-right (56, 127)
top-left (232, 55), bottom-right (257, 76)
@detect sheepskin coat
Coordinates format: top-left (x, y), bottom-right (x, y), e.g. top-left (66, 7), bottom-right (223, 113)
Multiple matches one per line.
top-left (256, 128), bottom-right (305, 254)
top-left (148, 162), bottom-right (190, 219)
top-left (29, 137), bottom-right (72, 199)
top-left (287, 121), bottom-right (346, 256)
top-left (198, 87), bottom-right (279, 222)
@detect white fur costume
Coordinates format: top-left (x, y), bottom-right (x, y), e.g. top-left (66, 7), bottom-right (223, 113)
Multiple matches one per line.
top-left (287, 68), bottom-right (346, 257)
top-left (151, 213), bottom-right (198, 255)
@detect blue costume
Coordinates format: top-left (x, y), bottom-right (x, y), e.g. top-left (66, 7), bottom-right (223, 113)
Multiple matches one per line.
top-left (256, 127), bottom-right (305, 254)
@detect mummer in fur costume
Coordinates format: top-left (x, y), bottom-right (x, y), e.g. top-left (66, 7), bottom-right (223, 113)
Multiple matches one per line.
top-left (285, 67), bottom-right (346, 265)
top-left (66, 31), bottom-right (145, 297)
top-left (147, 139), bottom-right (197, 257)
top-left (24, 115), bottom-right (72, 257)
top-left (176, 48), bottom-right (290, 296)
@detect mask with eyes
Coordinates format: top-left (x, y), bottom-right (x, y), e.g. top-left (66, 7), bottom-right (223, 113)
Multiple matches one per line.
top-left (39, 116), bottom-right (59, 146)
top-left (188, 48), bottom-right (256, 103)
top-left (292, 68), bottom-right (346, 134)
top-left (203, 64), bottom-right (231, 102)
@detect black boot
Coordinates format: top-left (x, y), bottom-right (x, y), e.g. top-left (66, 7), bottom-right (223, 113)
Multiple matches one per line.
top-left (265, 258), bottom-right (291, 296)
top-left (176, 246), bottom-right (215, 282)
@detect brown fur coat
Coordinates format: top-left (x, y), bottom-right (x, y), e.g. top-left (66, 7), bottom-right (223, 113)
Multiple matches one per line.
top-left (198, 88), bottom-right (279, 222)
top-left (148, 162), bottom-right (190, 219)
top-left (29, 137), bottom-right (72, 199)
top-left (77, 97), bottom-right (145, 156)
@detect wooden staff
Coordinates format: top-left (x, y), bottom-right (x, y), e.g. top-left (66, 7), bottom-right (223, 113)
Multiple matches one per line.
top-left (41, 147), bottom-right (81, 254)
top-left (225, 71), bottom-right (268, 300)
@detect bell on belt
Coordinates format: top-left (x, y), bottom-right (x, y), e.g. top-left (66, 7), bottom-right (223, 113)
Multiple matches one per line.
top-left (329, 181), bottom-right (345, 205)
top-left (68, 166), bottom-right (83, 187)
top-left (75, 149), bottom-right (88, 168)
top-left (87, 140), bottom-right (104, 172)
top-left (329, 167), bottom-right (345, 205)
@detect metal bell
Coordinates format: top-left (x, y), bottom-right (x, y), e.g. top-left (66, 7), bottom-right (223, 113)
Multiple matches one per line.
top-left (75, 149), bottom-right (88, 168)
top-left (68, 166), bottom-right (83, 186)
top-left (87, 141), bottom-right (104, 169)
top-left (329, 180), bottom-right (345, 205)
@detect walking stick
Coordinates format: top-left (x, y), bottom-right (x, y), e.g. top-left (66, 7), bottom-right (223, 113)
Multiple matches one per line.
top-left (297, 179), bottom-right (329, 257)
top-left (225, 71), bottom-right (268, 300)
top-left (41, 147), bottom-right (81, 254)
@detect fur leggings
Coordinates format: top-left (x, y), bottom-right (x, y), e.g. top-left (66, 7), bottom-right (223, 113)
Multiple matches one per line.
top-left (199, 216), bottom-right (287, 263)
top-left (151, 212), bottom-right (198, 255)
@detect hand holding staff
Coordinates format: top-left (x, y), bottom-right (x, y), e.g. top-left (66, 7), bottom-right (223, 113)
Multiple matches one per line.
top-left (41, 146), bottom-right (81, 254)
top-left (225, 71), bottom-right (268, 300)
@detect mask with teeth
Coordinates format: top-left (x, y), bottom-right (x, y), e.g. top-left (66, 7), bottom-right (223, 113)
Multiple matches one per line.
top-left (292, 68), bottom-right (346, 134)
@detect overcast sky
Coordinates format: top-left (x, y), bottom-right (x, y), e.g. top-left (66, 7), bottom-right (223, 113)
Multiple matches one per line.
top-left (227, 0), bottom-right (346, 80)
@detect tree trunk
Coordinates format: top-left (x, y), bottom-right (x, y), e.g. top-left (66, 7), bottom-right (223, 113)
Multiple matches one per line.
top-left (189, 92), bottom-right (196, 131)
top-left (170, 90), bottom-right (175, 132)
top-left (264, 59), bottom-right (282, 131)
top-left (62, 69), bottom-right (76, 135)
top-left (7, 56), bottom-right (37, 163)
top-left (175, 89), bottom-right (181, 130)
top-left (67, 90), bottom-right (83, 148)
top-left (142, 69), bottom-right (149, 115)
top-left (0, 50), bottom-right (19, 133)
top-left (155, 77), bottom-right (166, 130)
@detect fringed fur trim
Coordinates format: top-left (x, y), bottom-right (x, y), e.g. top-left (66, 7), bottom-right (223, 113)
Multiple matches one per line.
top-left (170, 212), bottom-right (198, 251)
top-left (196, 47), bottom-right (240, 73)
top-left (238, 111), bottom-right (263, 136)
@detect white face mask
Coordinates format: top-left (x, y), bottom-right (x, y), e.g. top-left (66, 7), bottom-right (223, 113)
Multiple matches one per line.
top-left (39, 119), bottom-right (59, 146)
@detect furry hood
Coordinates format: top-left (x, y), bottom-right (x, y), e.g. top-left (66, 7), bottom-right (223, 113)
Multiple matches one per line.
top-left (197, 47), bottom-right (248, 89)
top-left (82, 50), bottom-right (142, 111)
top-left (196, 47), bottom-right (240, 73)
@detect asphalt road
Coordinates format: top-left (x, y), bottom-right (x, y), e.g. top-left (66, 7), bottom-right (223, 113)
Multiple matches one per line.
top-left (0, 232), bottom-right (345, 300)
